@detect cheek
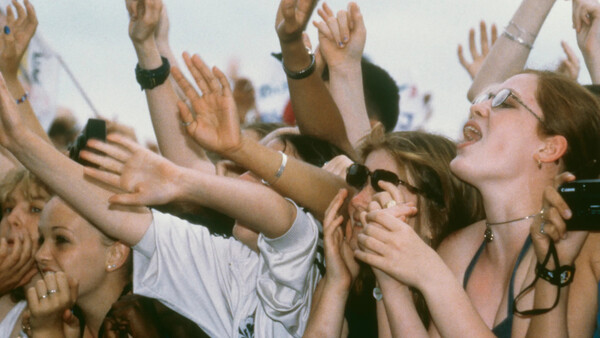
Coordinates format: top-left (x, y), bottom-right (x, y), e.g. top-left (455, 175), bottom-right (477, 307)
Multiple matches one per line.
top-left (24, 214), bottom-right (41, 240)
top-left (57, 246), bottom-right (107, 296)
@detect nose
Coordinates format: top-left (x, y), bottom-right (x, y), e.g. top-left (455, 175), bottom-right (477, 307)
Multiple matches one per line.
top-left (6, 207), bottom-right (24, 228)
top-left (469, 100), bottom-right (490, 119)
top-left (350, 184), bottom-right (376, 214)
top-left (34, 239), bottom-right (52, 265)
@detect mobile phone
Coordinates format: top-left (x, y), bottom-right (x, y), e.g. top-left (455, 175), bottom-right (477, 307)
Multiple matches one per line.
top-left (558, 179), bottom-right (600, 231)
top-left (68, 118), bottom-right (106, 166)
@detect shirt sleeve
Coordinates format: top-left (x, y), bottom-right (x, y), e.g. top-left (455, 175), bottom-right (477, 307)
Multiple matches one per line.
top-left (256, 200), bottom-right (322, 337)
top-left (133, 210), bottom-right (259, 338)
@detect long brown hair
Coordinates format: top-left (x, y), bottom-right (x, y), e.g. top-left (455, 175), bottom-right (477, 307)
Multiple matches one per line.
top-left (524, 70), bottom-right (600, 179)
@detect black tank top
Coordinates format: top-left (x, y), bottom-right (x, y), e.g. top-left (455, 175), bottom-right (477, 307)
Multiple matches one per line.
top-left (463, 237), bottom-right (532, 338)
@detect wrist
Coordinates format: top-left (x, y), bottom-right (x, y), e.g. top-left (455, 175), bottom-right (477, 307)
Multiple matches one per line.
top-left (323, 274), bottom-right (352, 295)
top-left (134, 39), bottom-right (162, 69)
top-left (279, 39), bottom-right (313, 72)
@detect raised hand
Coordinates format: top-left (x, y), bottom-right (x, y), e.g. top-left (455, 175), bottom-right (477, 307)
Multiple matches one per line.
top-left (556, 41), bottom-right (580, 81)
top-left (172, 53), bottom-right (242, 156)
top-left (275, 0), bottom-right (318, 43)
top-left (26, 271), bottom-right (78, 337)
top-left (0, 0), bottom-right (37, 77)
top-left (530, 172), bottom-right (588, 267)
top-left (313, 2), bottom-right (365, 68)
top-left (322, 189), bottom-right (359, 290)
top-left (573, 0), bottom-right (600, 55)
top-left (458, 21), bottom-right (497, 80)
top-left (81, 133), bottom-right (183, 207)
top-left (126, 0), bottom-right (162, 45)
top-left (0, 234), bottom-right (36, 295)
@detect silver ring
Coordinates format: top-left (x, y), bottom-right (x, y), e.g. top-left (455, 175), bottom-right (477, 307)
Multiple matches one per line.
top-left (385, 200), bottom-right (397, 209)
top-left (540, 221), bottom-right (545, 235)
top-left (48, 289), bottom-right (57, 295)
top-left (40, 294), bottom-right (48, 300)
top-left (181, 120), bottom-right (192, 127)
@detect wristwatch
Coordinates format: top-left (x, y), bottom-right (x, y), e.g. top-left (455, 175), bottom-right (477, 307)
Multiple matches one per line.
top-left (135, 56), bottom-right (170, 90)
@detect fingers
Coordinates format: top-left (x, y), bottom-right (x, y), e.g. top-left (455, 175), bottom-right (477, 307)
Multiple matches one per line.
top-left (212, 66), bottom-right (232, 97)
top-left (79, 150), bottom-right (124, 174)
top-left (490, 23), bottom-right (498, 44)
top-left (457, 44), bottom-right (469, 70)
top-left (192, 55), bottom-right (222, 93)
top-left (172, 63), bottom-right (202, 102)
top-left (106, 133), bottom-right (145, 155)
top-left (23, 0), bottom-right (37, 29)
top-left (468, 28), bottom-right (477, 59)
top-left (479, 21), bottom-right (489, 55)
top-left (377, 181), bottom-right (405, 205)
top-left (348, 2), bottom-right (362, 32)
top-left (83, 167), bottom-right (122, 189)
top-left (176, 101), bottom-right (197, 132)
top-left (357, 232), bottom-right (386, 255)
top-left (5, 5), bottom-right (15, 27)
top-left (85, 138), bottom-right (131, 163)
top-left (337, 10), bottom-right (349, 45)
top-left (324, 189), bottom-right (348, 231)
top-left (108, 191), bottom-right (146, 206)
top-left (182, 52), bottom-right (210, 94)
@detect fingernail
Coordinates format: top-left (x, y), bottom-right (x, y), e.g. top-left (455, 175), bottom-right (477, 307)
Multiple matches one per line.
top-left (564, 209), bottom-right (572, 219)
top-left (338, 42), bottom-right (344, 48)
top-left (3, 26), bottom-right (9, 35)
top-left (343, 36), bottom-right (349, 42)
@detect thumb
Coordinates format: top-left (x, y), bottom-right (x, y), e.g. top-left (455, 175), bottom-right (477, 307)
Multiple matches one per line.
top-left (67, 277), bottom-right (79, 305)
top-left (108, 192), bottom-right (145, 206)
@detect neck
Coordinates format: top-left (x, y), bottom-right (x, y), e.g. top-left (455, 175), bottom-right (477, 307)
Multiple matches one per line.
top-left (77, 275), bottom-right (128, 337)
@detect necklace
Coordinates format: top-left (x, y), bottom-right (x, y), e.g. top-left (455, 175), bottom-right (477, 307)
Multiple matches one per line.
top-left (484, 212), bottom-right (540, 242)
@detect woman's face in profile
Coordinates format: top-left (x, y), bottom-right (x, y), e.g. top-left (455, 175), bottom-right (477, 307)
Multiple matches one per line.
top-left (451, 73), bottom-right (545, 183)
top-left (35, 198), bottom-right (111, 299)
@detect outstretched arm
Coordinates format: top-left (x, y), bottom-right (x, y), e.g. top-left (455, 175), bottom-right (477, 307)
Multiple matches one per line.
top-left (313, 2), bottom-right (371, 149)
top-left (468, 0), bottom-right (557, 100)
top-left (126, 0), bottom-right (214, 173)
top-left (82, 134), bottom-right (297, 239)
top-left (172, 53), bottom-right (348, 221)
top-left (0, 0), bottom-right (50, 174)
top-left (276, 0), bottom-right (357, 159)
top-left (0, 73), bottom-right (152, 247)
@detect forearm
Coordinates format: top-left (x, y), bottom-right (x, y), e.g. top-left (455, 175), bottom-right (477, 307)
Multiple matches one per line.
top-left (227, 136), bottom-right (348, 221)
top-left (582, 52), bottom-right (600, 84)
top-left (4, 75), bottom-right (50, 144)
top-left (468, 0), bottom-right (557, 100)
top-left (419, 263), bottom-right (494, 338)
top-left (303, 278), bottom-right (349, 338)
top-left (281, 39), bottom-right (356, 159)
top-left (133, 39), bottom-right (214, 173)
top-left (6, 128), bottom-right (151, 246)
top-left (329, 63), bottom-right (371, 148)
top-left (525, 280), bottom-right (568, 338)
top-left (378, 279), bottom-right (428, 338)
top-left (175, 166), bottom-right (296, 238)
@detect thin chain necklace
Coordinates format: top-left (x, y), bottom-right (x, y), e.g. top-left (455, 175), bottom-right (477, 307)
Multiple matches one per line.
top-left (484, 212), bottom-right (540, 242)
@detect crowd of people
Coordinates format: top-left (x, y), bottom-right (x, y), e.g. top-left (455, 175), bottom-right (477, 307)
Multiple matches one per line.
top-left (0, 0), bottom-right (599, 337)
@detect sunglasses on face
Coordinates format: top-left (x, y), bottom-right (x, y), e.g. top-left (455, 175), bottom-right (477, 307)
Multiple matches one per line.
top-left (472, 88), bottom-right (545, 125)
top-left (345, 163), bottom-right (422, 195)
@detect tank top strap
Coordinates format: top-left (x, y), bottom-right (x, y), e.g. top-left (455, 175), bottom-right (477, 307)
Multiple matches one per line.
top-left (507, 236), bottom-right (532, 316)
top-left (463, 240), bottom-right (486, 289)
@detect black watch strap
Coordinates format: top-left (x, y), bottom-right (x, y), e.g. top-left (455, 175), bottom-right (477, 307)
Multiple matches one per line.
top-left (135, 56), bottom-right (170, 90)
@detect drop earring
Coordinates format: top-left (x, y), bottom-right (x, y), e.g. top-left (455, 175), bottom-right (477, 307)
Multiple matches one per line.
top-left (107, 264), bottom-right (116, 270)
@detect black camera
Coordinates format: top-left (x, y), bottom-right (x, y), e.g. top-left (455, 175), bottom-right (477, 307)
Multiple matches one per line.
top-left (558, 179), bottom-right (600, 231)
top-left (68, 118), bottom-right (106, 165)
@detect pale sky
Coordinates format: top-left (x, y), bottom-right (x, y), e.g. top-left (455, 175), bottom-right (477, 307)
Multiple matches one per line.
top-left (28, 0), bottom-right (580, 144)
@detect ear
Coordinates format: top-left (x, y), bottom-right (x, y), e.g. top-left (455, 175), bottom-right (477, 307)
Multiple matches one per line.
top-left (105, 242), bottom-right (130, 272)
top-left (535, 134), bottom-right (567, 164)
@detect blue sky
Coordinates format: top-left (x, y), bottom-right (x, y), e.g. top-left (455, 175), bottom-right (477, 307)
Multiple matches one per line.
top-left (26, 0), bottom-right (580, 144)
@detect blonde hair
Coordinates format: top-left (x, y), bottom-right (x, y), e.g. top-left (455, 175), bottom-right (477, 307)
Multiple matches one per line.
top-left (0, 169), bottom-right (52, 215)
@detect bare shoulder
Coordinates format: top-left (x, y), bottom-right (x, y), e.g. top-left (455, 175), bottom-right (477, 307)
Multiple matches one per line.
top-left (579, 232), bottom-right (600, 281)
top-left (437, 220), bottom-right (487, 279)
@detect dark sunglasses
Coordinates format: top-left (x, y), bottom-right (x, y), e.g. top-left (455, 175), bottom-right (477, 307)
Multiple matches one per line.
top-left (472, 88), bottom-right (544, 124)
top-left (345, 163), bottom-right (422, 195)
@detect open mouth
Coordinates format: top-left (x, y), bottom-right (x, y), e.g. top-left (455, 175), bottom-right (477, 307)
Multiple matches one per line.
top-left (458, 122), bottom-right (482, 148)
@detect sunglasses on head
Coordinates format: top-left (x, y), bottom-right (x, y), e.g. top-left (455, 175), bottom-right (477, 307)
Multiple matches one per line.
top-left (472, 88), bottom-right (544, 125)
top-left (345, 163), bottom-right (422, 195)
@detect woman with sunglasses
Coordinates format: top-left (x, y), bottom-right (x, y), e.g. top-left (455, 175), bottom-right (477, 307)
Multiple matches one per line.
top-left (355, 70), bottom-right (600, 337)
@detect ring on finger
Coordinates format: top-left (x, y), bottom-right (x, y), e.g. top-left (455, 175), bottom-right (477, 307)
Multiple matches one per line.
top-left (47, 289), bottom-right (57, 295)
top-left (40, 294), bottom-right (48, 300)
top-left (385, 200), bottom-right (397, 209)
top-left (181, 120), bottom-right (192, 127)
top-left (540, 221), bottom-right (546, 235)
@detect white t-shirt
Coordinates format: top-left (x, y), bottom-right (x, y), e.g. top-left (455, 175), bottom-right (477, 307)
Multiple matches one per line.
top-left (0, 300), bottom-right (26, 338)
top-left (133, 201), bottom-right (321, 338)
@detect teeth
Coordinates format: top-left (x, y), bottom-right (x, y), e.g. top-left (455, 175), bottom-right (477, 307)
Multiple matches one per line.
top-left (463, 126), bottom-right (482, 142)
